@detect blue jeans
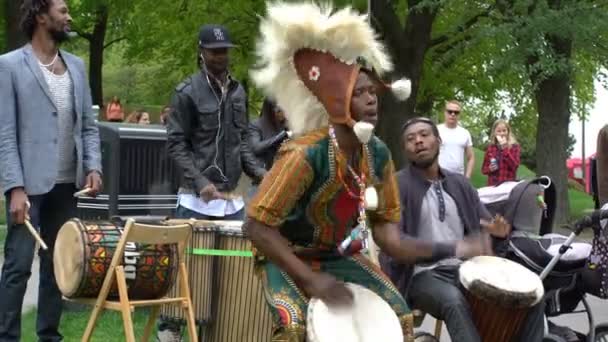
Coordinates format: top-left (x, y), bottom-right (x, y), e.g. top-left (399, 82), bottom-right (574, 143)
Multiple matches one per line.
top-left (157, 204), bottom-right (244, 335)
top-left (0, 183), bottom-right (77, 342)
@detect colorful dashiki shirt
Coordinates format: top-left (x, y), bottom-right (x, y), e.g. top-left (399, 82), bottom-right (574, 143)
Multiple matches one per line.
top-left (247, 127), bottom-right (413, 342)
top-left (247, 127), bottom-right (400, 250)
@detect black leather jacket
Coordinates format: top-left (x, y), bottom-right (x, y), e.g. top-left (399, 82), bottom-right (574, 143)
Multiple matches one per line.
top-left (166, 70), bottom-right (265, 193)
top-left (247, 117), bottom-right (289, 171)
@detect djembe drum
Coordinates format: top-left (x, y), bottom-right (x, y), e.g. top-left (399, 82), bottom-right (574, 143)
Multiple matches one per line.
top-left (158, 223), bottom-right (216, 327)
top-left (207, 222), bottom-right (273, 342)
top-left (161, 220), bottom-right (273, 342)
top-left (53, 219), bottom-right (178, 299)
top-left (306, 283), bottom-right (403, 342)
top-left (459, 256), bottom-right (544, 342)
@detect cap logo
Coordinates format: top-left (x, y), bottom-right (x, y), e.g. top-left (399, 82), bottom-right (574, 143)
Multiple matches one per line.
top-left (213, 28), bottom-right (225, 41)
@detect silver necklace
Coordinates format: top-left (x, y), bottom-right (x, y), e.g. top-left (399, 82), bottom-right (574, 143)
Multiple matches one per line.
top-left (38, 52), bottom-right (59, 68)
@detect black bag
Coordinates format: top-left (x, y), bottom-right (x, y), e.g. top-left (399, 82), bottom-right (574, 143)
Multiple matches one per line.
top-left (581, 206), bottom-right (608, 298)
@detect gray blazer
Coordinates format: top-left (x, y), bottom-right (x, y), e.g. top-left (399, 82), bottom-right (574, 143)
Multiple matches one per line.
top-left (0, 44), bottom-right (102, 196)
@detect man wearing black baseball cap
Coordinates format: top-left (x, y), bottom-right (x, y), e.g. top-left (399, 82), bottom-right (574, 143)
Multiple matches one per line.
top-left (199, 24), bottom-right (236, 48)
top-left (159, 24), bottom-right (265, 341)
top-left (196, 24), bottom-right (235, 77)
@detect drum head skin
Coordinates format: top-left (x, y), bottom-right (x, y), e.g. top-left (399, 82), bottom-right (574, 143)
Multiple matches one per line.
top-left (459, 256), bottom-right (544, 308)
top-left (307, 283), bottom-right (403, 342)
top-left (54, 220), bottom-right (85, 297)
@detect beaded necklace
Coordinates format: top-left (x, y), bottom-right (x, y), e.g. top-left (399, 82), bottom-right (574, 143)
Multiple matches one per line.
top-left (329, 125), bottom-right (378, 255)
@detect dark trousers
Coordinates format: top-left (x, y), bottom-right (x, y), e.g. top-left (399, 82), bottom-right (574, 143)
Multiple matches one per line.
top-left (0, 184), bottom-right (77, 342)
top-left (408, 265), bottom-right (545, 342)
top-left (157, 204), bottom-right (245, 334)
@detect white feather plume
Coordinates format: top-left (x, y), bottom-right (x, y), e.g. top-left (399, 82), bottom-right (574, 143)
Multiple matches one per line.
top-left (250, 2), bottom-right (395, 137)
top-left (353, 121), bottom-right (375, 144)
top-left (390, 78), bottom-right (412, 101)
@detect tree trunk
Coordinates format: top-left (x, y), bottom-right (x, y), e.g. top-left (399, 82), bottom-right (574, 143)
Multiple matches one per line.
top-left (6, 0), bottom-right (26, 51)
top-left (371, 0), bottom-right (439, 167)
top-left (88, 5), bottom-right (109, 107)
top-left (532, 34), bottom-right (573, 224)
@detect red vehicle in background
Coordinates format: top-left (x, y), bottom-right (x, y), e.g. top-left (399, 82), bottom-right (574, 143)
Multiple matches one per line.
top-left (567, 154), bottom-right (600, 209)
top-left (567, 154), bottom-right (596, 192)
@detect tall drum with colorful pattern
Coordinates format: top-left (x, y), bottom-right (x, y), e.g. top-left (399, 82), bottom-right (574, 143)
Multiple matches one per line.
top-left (53, 219), bottom-right (178, 299)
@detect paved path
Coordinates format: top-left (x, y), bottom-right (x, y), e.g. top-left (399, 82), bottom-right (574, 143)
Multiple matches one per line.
top-left (417, 294), bottom-right (608, 340)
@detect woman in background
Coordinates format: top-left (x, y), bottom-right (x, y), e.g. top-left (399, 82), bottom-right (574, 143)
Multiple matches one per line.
top-left (482, 119), bottom-right (521, 186)
top-left (125, 110), bottom-right (151, 125)
top-left (245, 98), bottom-right (291, 199)
top-left (105, 96), bottom-right (124, 122)
top-left (247, 98), bottom-right (291, 171)
top-left (159, 106), bottom-right (171, 125)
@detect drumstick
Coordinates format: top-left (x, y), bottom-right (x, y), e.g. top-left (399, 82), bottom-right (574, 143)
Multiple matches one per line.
top-left (24, 201), bottom-right (48, 250)
top-left (24, 220), bottom-right (48, 250)
top-left (73, 187), bottom-right (92, 198)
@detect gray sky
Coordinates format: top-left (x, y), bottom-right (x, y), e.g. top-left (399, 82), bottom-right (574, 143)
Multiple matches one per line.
top-left (569, 80), bottom-right (607, 158)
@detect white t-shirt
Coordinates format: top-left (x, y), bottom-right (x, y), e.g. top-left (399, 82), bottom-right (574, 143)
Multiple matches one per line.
top-left (437, 123), bottom-right (473, 175)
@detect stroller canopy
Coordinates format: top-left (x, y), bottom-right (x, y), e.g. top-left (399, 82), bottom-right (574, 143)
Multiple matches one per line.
top-left (478, 176), bottom-right (556, 236)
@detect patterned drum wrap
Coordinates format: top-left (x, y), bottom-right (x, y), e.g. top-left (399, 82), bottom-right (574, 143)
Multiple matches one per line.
top-left (206, 226), bottom-right (274, 342)
top-left (160, 220), bottom-right (274, 341)
top-left (53, 219), bottom-right (178, 299)
top-left (159, 225), bottom-right (216, 325)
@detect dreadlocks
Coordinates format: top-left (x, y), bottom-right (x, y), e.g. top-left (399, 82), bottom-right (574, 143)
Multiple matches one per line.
top-left (20, 0), bottom-right (53, 40)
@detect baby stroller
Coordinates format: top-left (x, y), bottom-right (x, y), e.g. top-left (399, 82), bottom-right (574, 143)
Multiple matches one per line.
top-left (481, 179), bottom-right (608, 342)
top-left (507, 207), bottom-right (608, 342)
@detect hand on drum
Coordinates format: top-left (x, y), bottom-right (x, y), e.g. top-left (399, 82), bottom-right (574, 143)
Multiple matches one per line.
top-left (455, 232), bottom-right (494, 259)
top-left (481, 215), bottom-right (511, 238)
top-left (303, 272), bottom-right (354, 308)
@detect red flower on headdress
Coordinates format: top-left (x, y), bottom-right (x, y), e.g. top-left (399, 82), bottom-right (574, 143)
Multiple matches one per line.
top-left (308, 66), bottom-right (320, 81)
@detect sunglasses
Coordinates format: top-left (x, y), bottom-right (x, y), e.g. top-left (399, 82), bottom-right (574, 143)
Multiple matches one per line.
top-left (446, 110), bottom-right (460, 116)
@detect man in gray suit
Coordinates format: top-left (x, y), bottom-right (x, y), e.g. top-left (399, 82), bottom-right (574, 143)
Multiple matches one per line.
top-left (0, 0), bottom-right (102, 340)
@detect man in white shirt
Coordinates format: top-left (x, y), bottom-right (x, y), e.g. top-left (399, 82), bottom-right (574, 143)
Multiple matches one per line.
top-left (437, 100), bottom-right (475, 178)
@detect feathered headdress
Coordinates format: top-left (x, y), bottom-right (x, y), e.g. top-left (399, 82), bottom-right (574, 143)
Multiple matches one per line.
top-left (251, 2), bottom-right (411, 141)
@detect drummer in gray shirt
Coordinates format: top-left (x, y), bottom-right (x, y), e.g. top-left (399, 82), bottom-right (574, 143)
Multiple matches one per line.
top-left (381, 117), bottom-right (545, 342)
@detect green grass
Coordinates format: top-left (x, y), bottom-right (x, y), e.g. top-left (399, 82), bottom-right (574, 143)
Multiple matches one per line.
top-left (469, 148), bottom-right (593, 221)
top-left (569, 188), bottom-right (595, 220)
top-left (21, 309), bottom-right (154, 342)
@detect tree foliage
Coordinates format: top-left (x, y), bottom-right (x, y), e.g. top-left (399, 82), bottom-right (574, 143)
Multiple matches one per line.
top-left (2, 0), bottom-right (606, 221)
